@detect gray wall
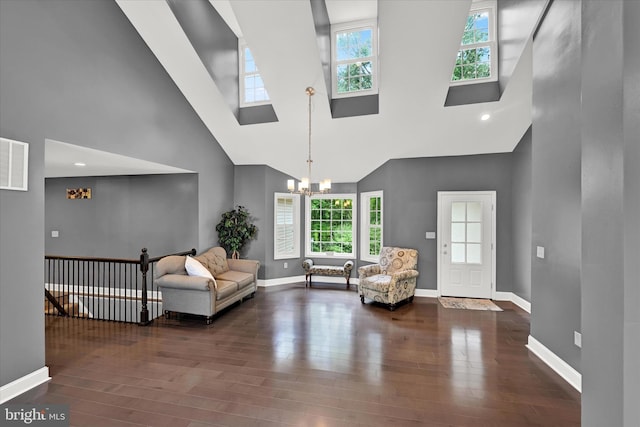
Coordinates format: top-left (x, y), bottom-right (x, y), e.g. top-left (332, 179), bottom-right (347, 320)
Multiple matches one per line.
top-left (622, 3), bottom-right (640, 424)
top-left (580, 1), bottom-right (639, 425)
top-left (358, 154), bottom-right (513, 292)
top-left (45, 175), bottom-right (198, 258)
top-left (0, 0), bottom-right (234, 387)
top-left (531, 0), bottom-right (582, 372)
top-left (511, 127), bottom-right (533, 301)
top-left (532, 0), bottom-right (640, 424)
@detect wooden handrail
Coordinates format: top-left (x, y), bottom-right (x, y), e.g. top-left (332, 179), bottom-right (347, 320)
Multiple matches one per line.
top-left (44, 248), bottom-right (197, 325)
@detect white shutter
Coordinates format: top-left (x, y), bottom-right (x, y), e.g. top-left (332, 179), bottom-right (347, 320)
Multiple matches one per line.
top-left (0, 138), bottom-right (29, 191)
top-left (274, 193), bottom-right (300, 259)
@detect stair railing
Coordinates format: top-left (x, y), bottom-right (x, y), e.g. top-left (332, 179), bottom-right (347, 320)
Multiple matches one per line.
top-left (45, 248), bottom-right (196, 325)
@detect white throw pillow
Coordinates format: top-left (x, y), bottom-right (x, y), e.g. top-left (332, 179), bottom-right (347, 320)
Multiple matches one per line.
top-left (184, 256), bottom-right (214, 281)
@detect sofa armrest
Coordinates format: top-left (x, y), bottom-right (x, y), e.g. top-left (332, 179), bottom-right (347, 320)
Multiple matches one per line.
top-left (155, 274), bottom-right (215, 291)
top-left (302, 259), bottom-right (314, 272)
top-left (343, 260), bottom-right (354, 275)
top-left (227, 258), bottom-right (260, 279)
top-left (154, 255), bottom-right (187, 279)
top-left (358, 264), bottom-right (380, 278)
top-left (386, 269), bottom-right (419, 302)
top-left (391, 269), bottom-right (419, 282)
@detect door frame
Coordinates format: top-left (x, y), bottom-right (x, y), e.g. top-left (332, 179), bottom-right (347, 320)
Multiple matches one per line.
top-left (436, 191), bottom-right (497, 298)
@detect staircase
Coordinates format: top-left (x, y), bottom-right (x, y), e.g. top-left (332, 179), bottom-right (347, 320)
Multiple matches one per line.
top-left (44, 289), bottom-right (86, 317)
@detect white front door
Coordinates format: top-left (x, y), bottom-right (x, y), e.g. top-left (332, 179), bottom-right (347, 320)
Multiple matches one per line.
top-left (437, 191), bottom-right (495, 299)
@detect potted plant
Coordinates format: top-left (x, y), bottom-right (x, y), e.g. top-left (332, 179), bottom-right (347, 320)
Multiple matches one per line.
top-left (215, 205), bottom-right (258, 259)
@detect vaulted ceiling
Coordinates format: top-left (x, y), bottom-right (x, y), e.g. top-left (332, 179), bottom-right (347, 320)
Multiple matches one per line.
top-left (108, 0), bottom-right (533, 184)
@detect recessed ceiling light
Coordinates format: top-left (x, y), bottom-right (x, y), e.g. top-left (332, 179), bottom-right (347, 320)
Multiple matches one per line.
top-left (74, 162), bottom-right (86, 167)
top-left (481, 113), bottom-right (491, 121)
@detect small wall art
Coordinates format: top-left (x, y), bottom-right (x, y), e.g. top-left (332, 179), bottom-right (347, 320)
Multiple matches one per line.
top-left (66, 188), bottom-right (92, 199)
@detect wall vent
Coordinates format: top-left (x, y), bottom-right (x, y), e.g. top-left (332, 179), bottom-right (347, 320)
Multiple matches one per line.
top-left (0, 137), bottom-right (29, 191)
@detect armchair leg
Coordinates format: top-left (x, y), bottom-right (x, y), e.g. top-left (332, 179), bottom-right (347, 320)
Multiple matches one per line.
top-left (360, 295), bottom-right (365, 304)
top-left (388, 304), bottom-right (397, 312)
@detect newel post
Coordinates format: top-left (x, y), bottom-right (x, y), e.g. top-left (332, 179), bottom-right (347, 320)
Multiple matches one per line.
top-left (139, 248), bottom-right (151, 325)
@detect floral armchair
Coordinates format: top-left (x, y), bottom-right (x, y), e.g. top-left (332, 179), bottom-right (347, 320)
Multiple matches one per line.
top-left (358, 247), bottom-right (419, 311)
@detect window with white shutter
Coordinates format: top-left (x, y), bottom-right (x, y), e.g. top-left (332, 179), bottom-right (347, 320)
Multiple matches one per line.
top-left (274, 193), bottom-right (300, 259)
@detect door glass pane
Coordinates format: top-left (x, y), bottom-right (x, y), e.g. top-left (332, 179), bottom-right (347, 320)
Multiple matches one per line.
top-left (467, 201), bottom-right (482, 221)
top-left (451, 243), bottom-right (466, 263)
top-left (467, 223), bottom-right (481, 243)
top-left (467, 244), bottom-right (482, 264)
top-left (451, 202), bottom-right (466, 221)
top-left (451, 223), bottom-right (466, 242)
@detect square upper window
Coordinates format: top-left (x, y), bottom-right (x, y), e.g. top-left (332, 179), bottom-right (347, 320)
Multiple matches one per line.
top-left (332, 20), bottom-right (378, 98)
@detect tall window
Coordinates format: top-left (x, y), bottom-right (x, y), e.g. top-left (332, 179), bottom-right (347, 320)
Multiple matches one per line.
top-left (274, 193), bottom-right (300, 259)
top-left (306, 194), bottom-right (357, 258)
top-left (451, 1), bottom-right (497, 84)
top-left (332, 20), bottom-right (378, 98)
top-left (360, 191), bottom-right (383, 262)
top-left (240, 40), bottom-right (269, 106)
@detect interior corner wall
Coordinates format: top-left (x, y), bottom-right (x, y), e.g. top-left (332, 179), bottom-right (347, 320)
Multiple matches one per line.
top-left (0, 0), bottom-right (234, 388)
top-left (232, 165), bottom-right (268, 278)
top-left (511, 126), bottom-right (533, 302)
top-left (530, 0), bottom-right (582, 373)
top-left (45, 174), bottom-right (198, 258)
top-left (358, 154), bottom-right (513, 292)
top-left (622, 2), bottom-right (640, 424)
top-left (581, 1), bottom-right (638, 425)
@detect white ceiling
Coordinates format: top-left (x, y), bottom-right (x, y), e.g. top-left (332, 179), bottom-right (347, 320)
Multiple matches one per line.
top-left (45, 139), bottom-right (193, 178)
top-left (79, 0), bottom-right (532, 184)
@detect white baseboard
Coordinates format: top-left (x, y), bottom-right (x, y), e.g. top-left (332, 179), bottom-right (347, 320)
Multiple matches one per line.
top-left (257, 275), bottom-right (306, 287)
top-left (414, 289), bottom-right (438, 298)
top-left (258, 275), bottom-right (358, 287)
top-left (527, 335), bottom-right (582, 392)
top-left (0, 366), bottom-right (50, 404)
top-left (494, 291), bottom-right (531, 313)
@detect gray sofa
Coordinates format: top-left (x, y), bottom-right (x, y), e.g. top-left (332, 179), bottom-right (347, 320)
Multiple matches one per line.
top-left (154, 247), bottom-right (260, 324)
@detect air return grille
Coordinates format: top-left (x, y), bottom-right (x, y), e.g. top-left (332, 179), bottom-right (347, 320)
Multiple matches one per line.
top-left (0, 137), bottom-right (29, 191)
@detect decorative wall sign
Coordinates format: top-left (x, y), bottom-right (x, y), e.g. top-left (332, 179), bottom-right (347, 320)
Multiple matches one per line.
top-left (66, 188), bottom-right (92, 199)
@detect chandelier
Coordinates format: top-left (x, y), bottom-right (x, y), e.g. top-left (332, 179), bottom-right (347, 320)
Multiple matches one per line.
top-left (287, 86), bottom-right (331, 196)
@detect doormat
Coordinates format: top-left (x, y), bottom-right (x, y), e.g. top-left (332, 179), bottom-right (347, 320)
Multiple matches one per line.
top-left (438, 297), bottom-right (503, 311)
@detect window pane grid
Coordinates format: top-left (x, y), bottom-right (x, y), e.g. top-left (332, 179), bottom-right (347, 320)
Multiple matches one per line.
top-left (310, 198), bottom-right (354, 255)
top-left (335, 26), bottom-right (375, 95)
top-left (450, 201), bottom-right (482, 264)
top-left (451, 6), bottom-right (495, 83)
top-left (242, 45), bottom-right (269, 104)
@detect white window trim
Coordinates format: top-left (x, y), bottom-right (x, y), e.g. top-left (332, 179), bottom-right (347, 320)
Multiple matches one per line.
top-left (0, 137), bottom-right (29, 191)
top-left (239, 39), bottom-right (270, 107)
top-left (305, 193), bottom-right (357, 259)
top-left (274, 193), bottom-right (300, 260)
top-left (360, 190), bottom-right (383, 263)
top-left (450, 0), bottom-right (498, 86)
top-left (331, 19), bottom-right (379, 99)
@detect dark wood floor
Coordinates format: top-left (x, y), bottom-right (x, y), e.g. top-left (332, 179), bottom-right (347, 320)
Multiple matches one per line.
top-left (13, 284), bottom-right (580, 426)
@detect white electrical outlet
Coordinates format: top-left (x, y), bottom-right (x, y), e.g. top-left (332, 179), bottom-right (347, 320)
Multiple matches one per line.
top-left (425, 231), bottom-right (436, 239)
top-left (283, 262), bottom-right (288, 269)
top-left (536, 246), bottom-right (545, 259)
top-left (574, 331), bottom-right (582, 348)
top-left (51, 230), bottom-right (59, 238)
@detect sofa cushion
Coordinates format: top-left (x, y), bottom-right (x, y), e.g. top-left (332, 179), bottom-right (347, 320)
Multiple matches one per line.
top-left (195, 247), bottom-right (229, 277)
top-left (360, 274), bottom-right (392, 293)
top-left (215, 280), bottom-right (237, 300)
top-left (215, 270), bottom-right (254, 290)
top-left (184, 256), bottom-right (214, 281)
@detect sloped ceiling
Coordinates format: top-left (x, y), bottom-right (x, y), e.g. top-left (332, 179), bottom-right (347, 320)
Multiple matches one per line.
top-left (112, 0), bottom-right (532, 184)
